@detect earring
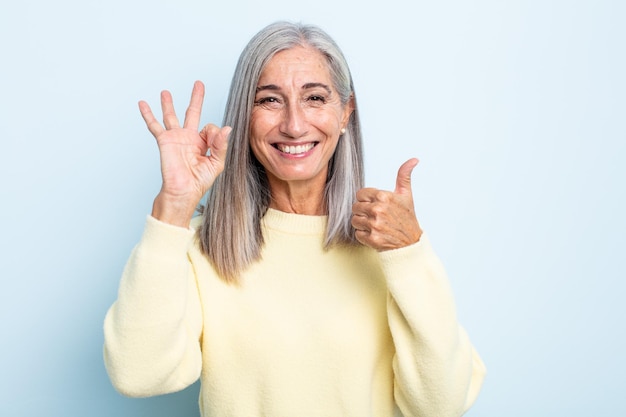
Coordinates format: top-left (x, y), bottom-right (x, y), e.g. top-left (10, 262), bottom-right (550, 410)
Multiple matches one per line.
top-left (340, 128), bottom-right (346, 135)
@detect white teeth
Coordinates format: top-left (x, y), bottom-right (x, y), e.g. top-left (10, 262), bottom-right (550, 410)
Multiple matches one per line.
top-left (277, 143), bottom-right (315, 154)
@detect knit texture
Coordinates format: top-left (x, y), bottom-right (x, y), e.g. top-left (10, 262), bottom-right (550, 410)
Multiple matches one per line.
top-left (104, 209), bottom-right (485, 417)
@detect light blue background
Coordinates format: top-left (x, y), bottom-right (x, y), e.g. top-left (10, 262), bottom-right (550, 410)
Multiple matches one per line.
top-left (1, 0), bottom-right (624, 416)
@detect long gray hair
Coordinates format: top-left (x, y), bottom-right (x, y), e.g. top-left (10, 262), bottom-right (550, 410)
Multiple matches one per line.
top-left (199, 21), bottom-right (364, 282)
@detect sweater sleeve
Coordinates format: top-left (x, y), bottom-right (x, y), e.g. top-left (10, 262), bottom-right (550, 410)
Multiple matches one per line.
top-left (378, 235), bottom-right (486, 417)
top-left (103, 215), bottom-right (203, 397)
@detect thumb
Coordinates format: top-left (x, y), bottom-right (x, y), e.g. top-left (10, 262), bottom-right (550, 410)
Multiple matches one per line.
top-left (394, 158), bottom-right (419, 195)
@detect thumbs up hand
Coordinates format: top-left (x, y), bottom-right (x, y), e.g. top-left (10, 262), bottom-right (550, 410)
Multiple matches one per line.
top-left (351, 158), bottom-right (423, 251)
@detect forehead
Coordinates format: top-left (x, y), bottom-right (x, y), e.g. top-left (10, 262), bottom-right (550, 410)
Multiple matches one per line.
top-left (258, 45), bottom-right (331, 84)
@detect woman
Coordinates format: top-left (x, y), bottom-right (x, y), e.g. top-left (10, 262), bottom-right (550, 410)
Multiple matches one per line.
top-left (104, 21), bottom-right (485, 417)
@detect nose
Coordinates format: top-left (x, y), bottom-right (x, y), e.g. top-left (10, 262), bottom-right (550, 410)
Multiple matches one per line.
top-left (279, 102), bottom-right (308, 139)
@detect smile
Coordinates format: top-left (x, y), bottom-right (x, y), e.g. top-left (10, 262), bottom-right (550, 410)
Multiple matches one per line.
top-left (275, 143), bottom-right (317, 155)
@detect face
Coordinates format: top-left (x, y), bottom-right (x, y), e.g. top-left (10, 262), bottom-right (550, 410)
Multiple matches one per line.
top-left (250, 45), bottom-right (353, 192)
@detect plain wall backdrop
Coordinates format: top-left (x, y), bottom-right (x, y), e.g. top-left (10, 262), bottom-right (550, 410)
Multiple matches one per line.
top-left (1, 0), bottom-right (624, 416)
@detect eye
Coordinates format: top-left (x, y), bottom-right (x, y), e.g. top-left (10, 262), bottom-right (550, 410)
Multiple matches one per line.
top-left (305, 95), bottom-right (327, 107)
top-left (254, 96), bottom-right (282, 108)
top-left (307, 95), bottom-right (326, 103)
top-left (256, 97), bottom-right (277, 104)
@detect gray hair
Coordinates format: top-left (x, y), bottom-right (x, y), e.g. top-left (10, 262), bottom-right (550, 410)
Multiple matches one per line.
top-left (198, 21), bottom-right (364, 282)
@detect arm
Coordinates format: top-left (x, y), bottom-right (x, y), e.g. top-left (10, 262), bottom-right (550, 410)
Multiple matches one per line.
top-left (379, 237), bottom-right (485, 417)
top-left (352, 159), bottom-right (485, 416)
top-left (104, 82), bottom-right (230, 396)
top-left (103, 216), bottom-right (203, 397)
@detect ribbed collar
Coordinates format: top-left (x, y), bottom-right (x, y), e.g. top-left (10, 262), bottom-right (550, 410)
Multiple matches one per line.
top-left (262, 208), bottom-right (328, 235)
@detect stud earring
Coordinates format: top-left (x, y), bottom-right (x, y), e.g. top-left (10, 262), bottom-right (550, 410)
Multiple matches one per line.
top-left (340, 128), bottom-right (346, 135)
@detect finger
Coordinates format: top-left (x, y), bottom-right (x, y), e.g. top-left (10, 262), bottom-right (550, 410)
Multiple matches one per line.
top-left (354, 229), bottom-right (370, 246)
top-left (138, 100), bottom-right (164, 137)
top-left (355, 187), bottom-right (379, 203)
top-left (394, 158), bottom-right (419, 195)
top-left (183, 81), bottom-right (205, 130)
top-left (212, 126), bottom-right (232, 161)
top-left (161, 90), bottom-right (180, 130)
top-left (200, 124), bottom-right (232, 160)
top-left (351, 199), bottom-right (373, 218)
top-left (350, 212), bottom-right (369, 230)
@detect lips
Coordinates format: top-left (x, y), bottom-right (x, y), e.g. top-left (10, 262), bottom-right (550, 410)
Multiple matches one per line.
top-left (274, 142), bottom-right (317, 155)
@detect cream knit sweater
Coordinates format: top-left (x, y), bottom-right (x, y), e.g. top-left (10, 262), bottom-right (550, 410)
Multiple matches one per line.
top-left (104, 209), bottom-right (485, 417)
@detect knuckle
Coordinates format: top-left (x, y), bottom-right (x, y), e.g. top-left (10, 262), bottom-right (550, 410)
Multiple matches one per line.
top-left (369, 205), bottom-right (387, 221)
top-left (368, 234), bottom-right (385, 249)
top-left (355, 189), bottom-right (367, 201)
top-left (374, 190), bottom-right (391, 202)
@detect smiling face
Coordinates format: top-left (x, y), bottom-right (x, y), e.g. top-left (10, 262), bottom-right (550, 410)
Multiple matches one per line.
top-left (250, 45), bottom-right (353, 203)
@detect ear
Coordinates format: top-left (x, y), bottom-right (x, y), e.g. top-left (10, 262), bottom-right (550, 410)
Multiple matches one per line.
top-left (340, 94), bottom-right (355, 128)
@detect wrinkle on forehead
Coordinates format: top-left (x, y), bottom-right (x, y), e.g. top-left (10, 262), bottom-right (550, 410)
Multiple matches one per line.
top-left (257, 46), bottom-right (333, 91)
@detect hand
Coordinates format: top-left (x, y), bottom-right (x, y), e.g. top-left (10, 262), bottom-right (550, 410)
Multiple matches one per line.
top-left (139, 81), bottom-right (231, 227)
top-left (351, 158), bottom-right (423, 251)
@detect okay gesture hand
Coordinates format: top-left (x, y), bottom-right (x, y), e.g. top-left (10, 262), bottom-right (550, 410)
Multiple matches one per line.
top-left (139, 81), bottom-right (231, 227)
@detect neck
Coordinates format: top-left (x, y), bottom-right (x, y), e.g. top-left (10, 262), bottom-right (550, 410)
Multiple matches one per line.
top-left (267, 177), bottom-right (327, 216)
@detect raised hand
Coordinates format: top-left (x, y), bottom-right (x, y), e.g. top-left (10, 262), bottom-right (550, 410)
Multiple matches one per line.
top-left (139, 81), bottom-right (231, 227)
top-left (351, 158), bottom-right (423, 251)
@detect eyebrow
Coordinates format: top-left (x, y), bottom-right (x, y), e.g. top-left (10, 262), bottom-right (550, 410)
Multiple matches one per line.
top-left (256, 84), bottom-right (280, 92)
top-left (303, 83), bottom-right (332, 94)
top-left (256, 83), bottom-right (332, 95)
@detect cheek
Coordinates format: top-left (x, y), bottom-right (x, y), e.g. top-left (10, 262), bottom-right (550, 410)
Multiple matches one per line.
top-left (330, 105), bottom-right (350, 131)
top-left (248, 135), bottom-right (267, 164)
top-left (309, 110), bottom-right (341, 135)
top-left (249, 114), bottom-right (261, 138)
top-left (249, 117), bottom-right (267, 150)
top-left (250, 111), bottom-right (278, 138)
